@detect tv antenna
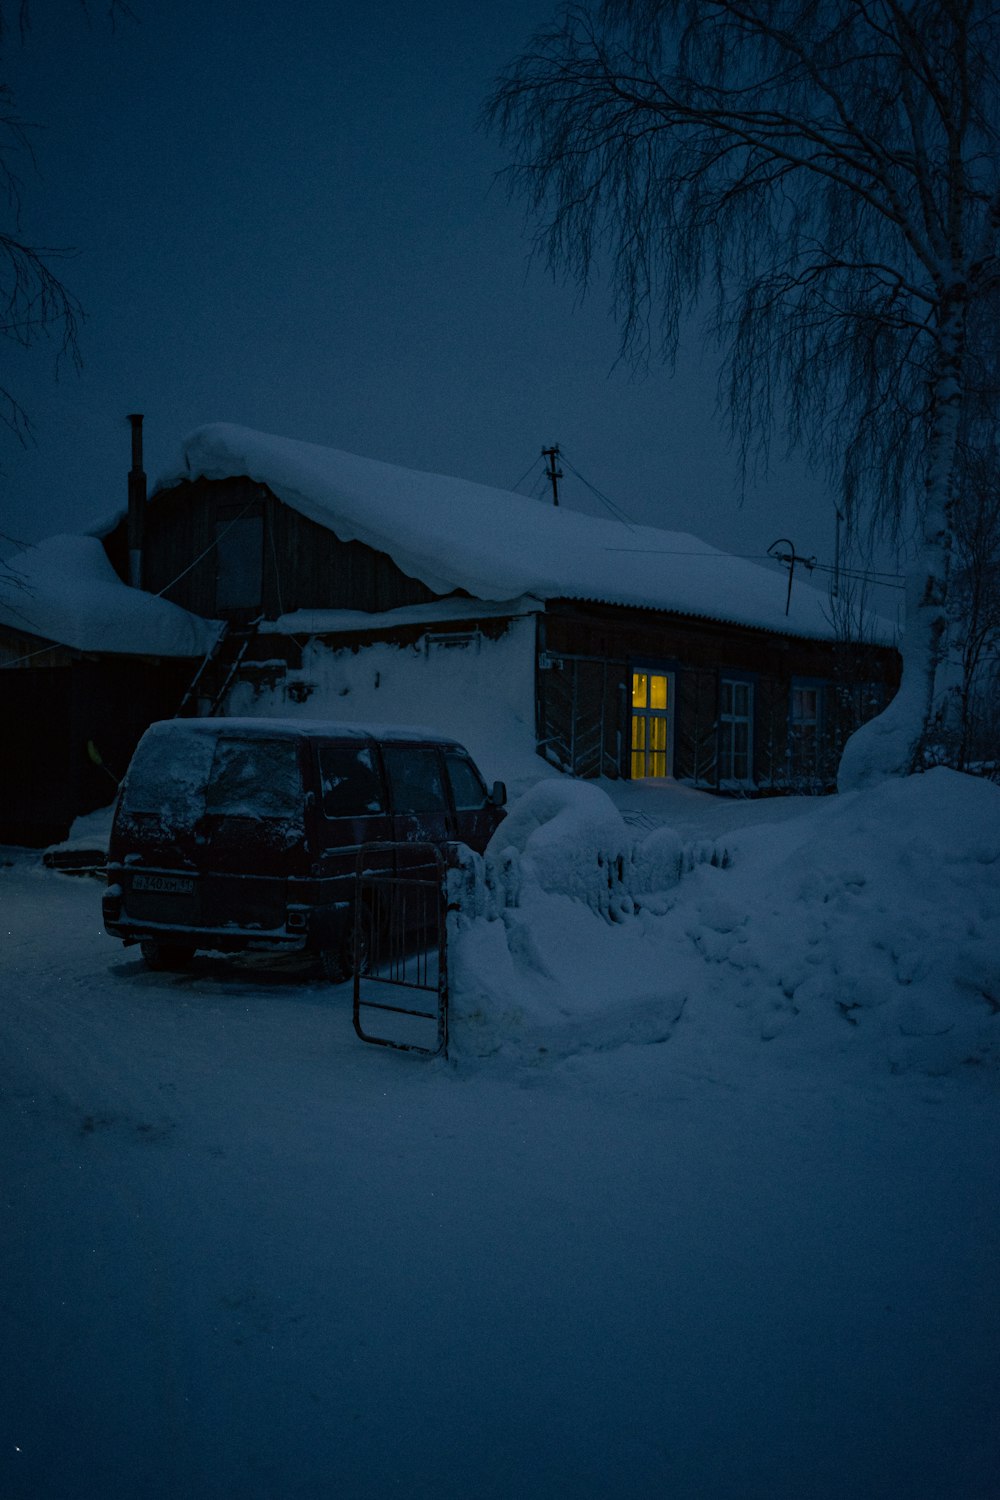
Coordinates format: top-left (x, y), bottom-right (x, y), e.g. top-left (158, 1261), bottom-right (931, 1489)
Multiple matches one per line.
top-left (768, 538), bottom-right (816, 616)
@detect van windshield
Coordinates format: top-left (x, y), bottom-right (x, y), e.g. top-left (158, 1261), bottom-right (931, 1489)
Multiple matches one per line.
top-left (123, 732), bottom-right (302, 825)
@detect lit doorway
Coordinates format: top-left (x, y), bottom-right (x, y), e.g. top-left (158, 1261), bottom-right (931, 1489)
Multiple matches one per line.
top-left (630, 669), bottom-right (673, 778)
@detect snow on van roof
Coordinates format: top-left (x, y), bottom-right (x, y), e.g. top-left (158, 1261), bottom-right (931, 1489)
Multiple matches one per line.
top-left (0, 534), bottom-right (222, 658)
top-left (142, 717), bottom-right (464, 745)
top-left (157, 423), bottom-right (893, 645)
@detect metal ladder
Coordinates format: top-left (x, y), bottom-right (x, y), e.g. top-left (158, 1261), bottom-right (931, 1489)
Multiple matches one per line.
top-left (176, 615), bottom-right (263, 717)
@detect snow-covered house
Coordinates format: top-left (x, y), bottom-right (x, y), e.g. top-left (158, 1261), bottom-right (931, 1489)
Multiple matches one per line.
top-left (0, 534), bottom-right (220, 845)
top-left (117, 423), bottom-right (898, 779)
top-left (1, 421), bottom-right (899, 844)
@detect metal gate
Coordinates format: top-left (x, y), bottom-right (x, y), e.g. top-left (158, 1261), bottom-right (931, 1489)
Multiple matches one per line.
top-left (352, 842), bottom-right (449, 1058)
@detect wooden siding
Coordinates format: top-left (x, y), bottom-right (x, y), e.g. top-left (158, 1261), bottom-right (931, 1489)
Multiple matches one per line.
top-left (0, 655), bottom-right (192, 845)
top-left (538, 600), bottom-right (900, 789)
top-left (0, 625), bottom-right (76, 670)
top-left (676, 666), bottom-right (719, 785)
top-left (111, 476), bottom-right (452, 620)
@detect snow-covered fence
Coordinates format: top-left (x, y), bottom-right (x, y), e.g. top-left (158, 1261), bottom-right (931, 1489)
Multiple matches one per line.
top-left (449, 781), bottom-right (730, 926)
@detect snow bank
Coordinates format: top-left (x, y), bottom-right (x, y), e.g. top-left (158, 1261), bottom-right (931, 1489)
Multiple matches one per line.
top-left (714, 767), bottom-right (1000, 1069)
top-left (450, 769), bottom-right (1000, 1076)
top-left (449, 781), bottom-right (725, 1058)
top-left (42, 798), bottom-right (116, 870)
top-left (0, 534), bottom-right (221, 657)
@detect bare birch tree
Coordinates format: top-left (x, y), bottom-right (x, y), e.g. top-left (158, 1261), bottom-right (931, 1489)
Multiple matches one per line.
top-left (0, 92), bottom-right (81, 445)
top-left (488, 0), bottom-right (1000, 787)
top-left (948, 436), bottom-right (1000, 768)
top-left (0, 2), bottom-right (130, 445)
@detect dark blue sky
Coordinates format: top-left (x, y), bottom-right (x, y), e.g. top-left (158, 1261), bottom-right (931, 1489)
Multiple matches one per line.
top-left (2, 0), bottom-right (897, 614)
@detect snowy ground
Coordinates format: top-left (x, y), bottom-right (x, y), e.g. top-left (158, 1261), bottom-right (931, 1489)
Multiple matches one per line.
top-left (2, 770), bottom-right (999, 1499)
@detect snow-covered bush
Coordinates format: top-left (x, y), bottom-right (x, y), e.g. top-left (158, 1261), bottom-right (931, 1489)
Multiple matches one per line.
top-left (488, 778), bottom-right (633, 919)
top-left (629, 824), bottom-right (684, 904)
top-left (475, 780), bottom-right (726, 922)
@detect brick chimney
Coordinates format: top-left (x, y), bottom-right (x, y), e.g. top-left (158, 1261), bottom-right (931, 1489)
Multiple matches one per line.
top-left (126, 413), bottom-right (146, 589)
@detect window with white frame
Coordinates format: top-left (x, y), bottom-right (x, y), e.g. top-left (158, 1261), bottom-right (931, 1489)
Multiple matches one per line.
top-left (630, 668), bottom-right (673, 778)
top-left (718, 677), bottom-right (754, 784)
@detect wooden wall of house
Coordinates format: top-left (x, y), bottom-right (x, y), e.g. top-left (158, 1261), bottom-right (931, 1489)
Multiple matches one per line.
top-left (0, 626), bottom-right (76, 670)
top-left (538, 601), bottom-right (900, 789)
top-left (0, 655), bottom-right (192, 845)
top-left (675, 667), bottom-right (719, 786)
top-left (108, 476), bottom-right (451, 620)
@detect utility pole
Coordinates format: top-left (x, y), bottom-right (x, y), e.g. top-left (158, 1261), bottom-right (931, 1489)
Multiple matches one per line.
top-left (767, 538), bottom-right (816, 616)
top-left (126, 413), bottom-right (146, 590)
top-left (541, 445), bottom-right (562, 507)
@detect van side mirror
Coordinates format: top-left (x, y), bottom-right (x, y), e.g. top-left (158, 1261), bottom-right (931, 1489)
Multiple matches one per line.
top-left (490, 781), bottom-right (507, 808)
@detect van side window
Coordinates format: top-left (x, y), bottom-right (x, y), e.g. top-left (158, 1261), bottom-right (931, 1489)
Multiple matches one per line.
top-left (318, 746), bottom-right (383, 819)
top-left (444, 752), bottom-right (488, 810)
top-left (382, 747), bottom-right (446, 816)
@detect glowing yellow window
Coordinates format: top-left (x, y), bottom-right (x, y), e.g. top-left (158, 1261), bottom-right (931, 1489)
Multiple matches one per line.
top-left (631, 670), bottom-right (672, 779)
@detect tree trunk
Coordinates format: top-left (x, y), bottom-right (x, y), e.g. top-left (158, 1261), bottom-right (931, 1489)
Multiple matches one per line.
top-left (838, 302), bottom-right (965, 791)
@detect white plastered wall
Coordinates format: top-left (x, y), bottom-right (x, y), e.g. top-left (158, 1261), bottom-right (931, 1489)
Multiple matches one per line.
top-left (223, 613), bottom-right (547, 793)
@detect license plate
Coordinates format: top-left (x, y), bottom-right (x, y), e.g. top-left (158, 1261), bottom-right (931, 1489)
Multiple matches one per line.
top-left (131, 872), bottom-right (196, 896)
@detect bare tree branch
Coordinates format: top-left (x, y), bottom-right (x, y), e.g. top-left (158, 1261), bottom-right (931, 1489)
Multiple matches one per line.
top-left (0, 2), bottom-right (132, 444)
top-left (488, 0), bottom-right (1000, 782)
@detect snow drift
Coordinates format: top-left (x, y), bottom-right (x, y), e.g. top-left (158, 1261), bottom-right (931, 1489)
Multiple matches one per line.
top-left (450, 769), bottom-right (1000, 1075)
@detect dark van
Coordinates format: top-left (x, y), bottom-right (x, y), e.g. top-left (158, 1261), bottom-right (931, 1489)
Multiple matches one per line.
top-left (102, 717), bottom-right (506, 977)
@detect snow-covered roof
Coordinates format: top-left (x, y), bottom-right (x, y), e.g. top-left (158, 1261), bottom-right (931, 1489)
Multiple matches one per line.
top-left (158, 423), bottom-right (893, 645)
top-left (138, 716), bottom-right (465, 745)
top-left (0, 534), bottom-right (222, 658)
top-left (257, 596), bottom-right (541, 637)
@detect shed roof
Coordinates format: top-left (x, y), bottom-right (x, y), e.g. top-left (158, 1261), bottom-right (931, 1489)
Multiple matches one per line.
top-left (0, 534), bottom-right (222, 659)
top-left (156, 423), bottom-right (890, 644)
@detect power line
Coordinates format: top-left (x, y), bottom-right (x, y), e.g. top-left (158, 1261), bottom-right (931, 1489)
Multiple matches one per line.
top-left (603, 544), bottom-right (907, 589)
top-left (513, 444), bottom-right (638, 528)
top-left (514, 444), bottom-right (907, 590)
top-left (560, 452), bottom-right (637, 529)
top-left (605, 546), bottom-right (775, 558)
top-left (810, 560), bottom-right (906, 590)
top-left (1, 638), bottom-right (63, 669)
top-left (510, 454), bottom-right (544, 494)
top-left (529, 469), bottom-right (549, 502)
top-left (152, 500), bottom-right (256, 599)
